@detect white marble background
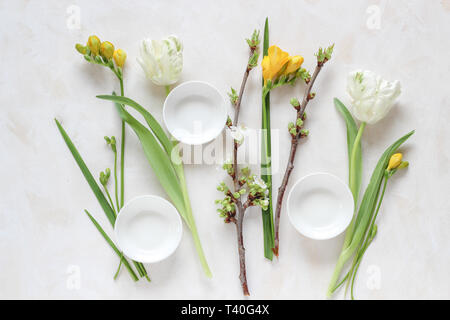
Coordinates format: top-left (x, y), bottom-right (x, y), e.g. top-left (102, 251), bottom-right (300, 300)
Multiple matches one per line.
top-left (1, 0), bottom-right (449, 299)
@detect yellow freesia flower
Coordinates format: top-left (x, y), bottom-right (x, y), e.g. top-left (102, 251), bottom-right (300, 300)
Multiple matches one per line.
top-left (100, 41), bottom-right (115, 60)
top-left (113, 49), bottom-right (127, 68)
top-left (262, 45), bottom-right (290, 82)
top-left (387, 153), bottom-right (402, 170)
top-left (87, 35), bottom-right (101, 56)
top-left (283, 55), bottom-right (304, 75)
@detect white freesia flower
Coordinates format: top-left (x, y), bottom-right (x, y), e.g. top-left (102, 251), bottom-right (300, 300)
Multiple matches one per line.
top-left (261, 198), bottom-right (269, 208)
top-left (229, 125), bottom-right (247, 144)
top-left (253, 176), bottom-right (268, 191)
top-left (347, 70), bottom-right (401, 125)
top-left (137, 35), bottom-right (183, 86)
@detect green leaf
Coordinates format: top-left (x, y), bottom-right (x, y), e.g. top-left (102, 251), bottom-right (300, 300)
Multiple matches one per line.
top-left (55, 119), bottom-right (116, 227)
top-left (352, 130), bottom-right (414, 239)
top-left (334, 98), bottom-right (362, 202)
top-left (98, 95), bottom-right (212, 278)
top-left (97, 95), bottom-right (174, 155)
top-left (106, 102), bottom-right (187, 222)
top-left (263, 17), bottom-right (269, 56)
top-left (84, 210), bottom-right (138, 282)
top-left (327, 130), bottom-right (414, 296)
top-left (261, 17), bottom-right (274, 261)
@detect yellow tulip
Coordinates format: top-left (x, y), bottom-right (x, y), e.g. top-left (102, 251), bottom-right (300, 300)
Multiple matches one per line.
top-left (283, 55), bottom-right (304, 75)
top-left (113, 49), bottom-right (127, 68)
top-left (387, 153), bottom-right (402, 170)
top-left (100, 41), bottom-right (115, 60)
top-left (87, 35), bottom-right (101, 56)
top-left (261, 45), bottom-right (290, 82)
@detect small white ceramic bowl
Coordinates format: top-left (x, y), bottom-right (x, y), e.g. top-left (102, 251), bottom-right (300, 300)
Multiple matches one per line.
top-left (114, 195), bottom-right (182, 263)
top-left (163, 81), bottom-right (227, 145)
top-left (287, 172), bottom-right (354, 240)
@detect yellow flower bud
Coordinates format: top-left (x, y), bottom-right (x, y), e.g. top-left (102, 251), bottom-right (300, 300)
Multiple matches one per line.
top-left (113, 49), bottom-right (127, 68)
top-left (75, 43), bottom-right (87, 55)
top-left (100, 41), bottom-right (115, 60)
top-left (87, 35), bottom-right (101, 56)
top-left (283, 55), bottom-right (304, 75)
top-left (387, 153), bottom-right (402, 170)
top-left (398, 161), bottom-right (409, 169)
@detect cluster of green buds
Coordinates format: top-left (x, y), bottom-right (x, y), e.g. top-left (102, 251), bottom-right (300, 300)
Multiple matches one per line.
top-left (99, 168), bottom-right (111, 186)
top-left (104, 136), bottom-right (117, 153)
top-left (228, 88), bottom-right (239, 106)
top-left (246, 30), bottom-right (260, 70)
top-left (75, 35), bottom-right (127, 79)
top-left (222, 159), bottom-right (235, 177)
top-left (263, 70), bottom-right (308, 97)
top-left (385, 153), bottom-right (409, 178)
top-left (315, 44), bottom-right (334, 66)
top-left (297, 68), bottom-right (312, 84)
top-left (216, 182), bottom-right (236, 223)
top-left (215, 166), bottom-right (270, 222)
top-left (287, 98), bottom-right (309, 138)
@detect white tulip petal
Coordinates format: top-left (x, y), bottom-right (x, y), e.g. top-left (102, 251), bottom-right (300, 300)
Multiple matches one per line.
top-left (138, 36), bottom-right (183, 86)
top-left (347, 70), bottom-right (401, 125)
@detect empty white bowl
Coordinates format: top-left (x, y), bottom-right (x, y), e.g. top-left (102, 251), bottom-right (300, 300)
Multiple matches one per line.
top-left (287, 172), bottom-right (354, 240)
top-left (163, 81), bottom-right (227, 145)
top-left (114, 195), bottom-right (182, 263)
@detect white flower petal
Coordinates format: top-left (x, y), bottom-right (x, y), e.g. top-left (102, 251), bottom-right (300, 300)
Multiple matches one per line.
top-left (138, 36), bottom-right (183, 86)
top-left (346, 70), bottom-right (401, 125)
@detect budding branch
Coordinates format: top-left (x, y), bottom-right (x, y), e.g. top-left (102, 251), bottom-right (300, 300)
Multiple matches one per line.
top-left (229, 46), bottom-right (256, 296)
top-left (273, 58), bottom-right (329, 256)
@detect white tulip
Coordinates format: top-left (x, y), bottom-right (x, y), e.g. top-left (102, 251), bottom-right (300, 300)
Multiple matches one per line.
top-left (137, 35), bottom-right (183, 86)
top-left (347, 70), bottom-right (401, 125)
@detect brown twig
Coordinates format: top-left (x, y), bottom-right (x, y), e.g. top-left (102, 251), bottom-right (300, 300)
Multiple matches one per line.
top-left (230, 46), bottom-right (256, 296)
top-left (273, 59), bottom-right (329, 257)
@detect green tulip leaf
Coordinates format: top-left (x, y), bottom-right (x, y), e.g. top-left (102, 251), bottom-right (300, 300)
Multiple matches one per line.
top-left (334, 98), bottom-right (362, 203)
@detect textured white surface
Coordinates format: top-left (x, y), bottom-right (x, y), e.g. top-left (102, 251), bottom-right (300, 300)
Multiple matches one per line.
top-left (1, 0), bottom-right (449, 299)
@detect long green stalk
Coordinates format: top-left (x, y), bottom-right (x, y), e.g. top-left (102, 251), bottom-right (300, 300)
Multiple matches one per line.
top-left (334, 99), bottom-right (362, 248)
top-left (261, 17), bottom-right (275, 260)
top-left (175, 158), bottom-right (212, 277)
top-left (84, 210), bottom-right (138, 281)
top-left (119, 78), bottom-right (125, 209)
top-left (348, 175), bottom-right (388, 299)
top-left (115, 77), bottom-right (150, 282)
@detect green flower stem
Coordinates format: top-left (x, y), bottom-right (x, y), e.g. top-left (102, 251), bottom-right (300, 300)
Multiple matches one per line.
top-left (348, 175), bottom-right (388, 299)
top-left (102, 185), bottom-right (117, 215)
top-left (327, 249), bottom-right (352, 297)
top-left (165, 86), bottom-right (211, 277)
top-left (261, 18), bottom-right (275, 260)
top-left (113, 149), bottom-right (120, 213)
top-left (84, 210), bottom-right (138, 282)
top-left (114, 254), bottom-right (124, 280)
top-left (261, 89), bottom-right (275, 260)
top-left (349, 230), bottom-right (374, 300)
top-left (349, 122), bottom-right (366, 202)
top-left (343, 121), bottom-right (366, 248)
top-left (119, 76), bottom-right (125, 209)
top-left (180, 170), bottom-right (212, 278)
top-left (115, 72), bottom-right (150, 282)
